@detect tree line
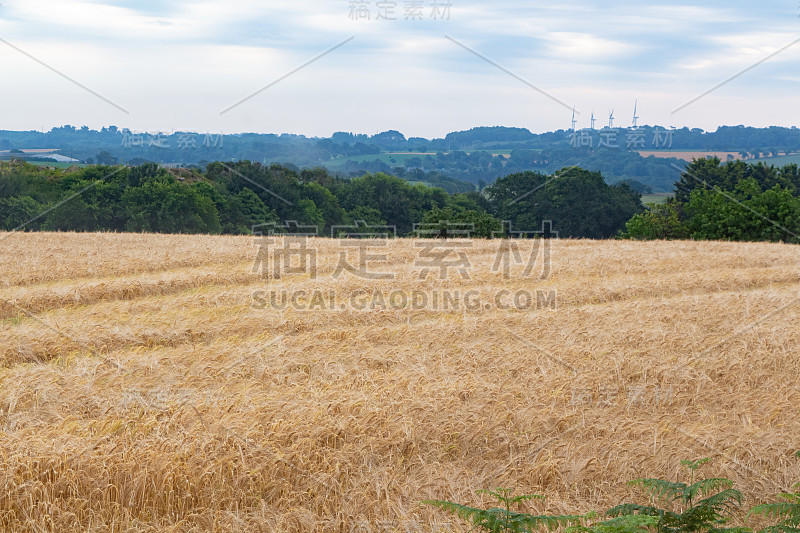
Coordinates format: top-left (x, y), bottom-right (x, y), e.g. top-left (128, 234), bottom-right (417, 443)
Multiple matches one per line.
top-left (623, 158), bottom-right (800, 243)
top-left (0, 161), bottom-right (643, 239)
top-left (4, 157), bottom-right (799, 243)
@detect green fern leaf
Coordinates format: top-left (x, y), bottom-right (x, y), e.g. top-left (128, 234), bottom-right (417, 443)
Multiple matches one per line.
top-left (686, 479), bottom-right (736, 502)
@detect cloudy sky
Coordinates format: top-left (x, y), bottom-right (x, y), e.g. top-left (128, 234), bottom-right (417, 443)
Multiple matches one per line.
top-left (0, 0), bottom-right (798, 138)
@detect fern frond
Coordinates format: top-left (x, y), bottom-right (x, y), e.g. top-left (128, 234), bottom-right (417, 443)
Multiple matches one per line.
top-left (568, 527), bottom-right (595, 533)
top-left (606, 504), bottom-right (666, 518)
top-left (707, 527), bottom-right (751, 533)
top-left (753, 526), bottom-right (800, 533)
top-left (478, 488), bottom-right (546, 506)
top-left (593, 515), bottom-right (661, 533)
top-left (628, 478), bottom-right (687, 502)
top-left (682, 459), bottom-right (713, 472)
top-left (680, 487), bottom-right (744, 529)
top-left (749, 502), bottom-right (800, 521)
top-left (687, 479), bottom-right (736, 502)
top-left (694, 488), bottom-right (744, 513)
top-left (422, 499), bottom-right (581, 532)
top-left (422, 500), bottom-right (493, 526)
top-left (504, 511), bottom-right (585, 532)
top-left (750, 498), bottom-right (800, 533)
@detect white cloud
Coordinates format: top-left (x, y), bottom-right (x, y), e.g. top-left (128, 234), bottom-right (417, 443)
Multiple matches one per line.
top-left (0, 0), bottom-right (797, 137)
top-left (544, 32), bottom-right (638, 62)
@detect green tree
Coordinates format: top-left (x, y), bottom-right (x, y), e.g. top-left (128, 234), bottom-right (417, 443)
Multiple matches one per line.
top-left (95, 151), bottom-right (118, 165)
top-left (419, 206), bottom-right (502, 238)
top-left (216, 186), bottom-right (278, 234)
top-left (297, 198), bottom-right (324, 233)
top-left (488, 167), bottom-right (643, 239)
top-left (346, 205), bottom-right (387, 227)
top-left (43, 196), bottom-right (99, 231)
top-left (122, 176), bottom-right (220, 234)
top-left (337, 172), bottom-right (448, 236)
top-left (685, 179), bottom-right (800, 243)
top-left (300, 181), bottom-right (346, 232)
top-left (675, 159), bottom-right (798, 204)
top-left (0, 196), bottom-right (42, 230)
top-left (621, 201), bottom-right (689, 240)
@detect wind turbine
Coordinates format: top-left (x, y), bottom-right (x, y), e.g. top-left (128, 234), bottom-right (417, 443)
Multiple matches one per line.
top-left (632, 99), bottom-right (639, 129)
top-left (590, 111), bottom-right (596, 130)
top-left (608, 109), bottom-right (615, 129)
top-left (571, 106), bottom-right (577, 132)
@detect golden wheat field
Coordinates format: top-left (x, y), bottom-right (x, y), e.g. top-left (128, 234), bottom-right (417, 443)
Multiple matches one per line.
top-left (1, 232), bottom-right (799, 532)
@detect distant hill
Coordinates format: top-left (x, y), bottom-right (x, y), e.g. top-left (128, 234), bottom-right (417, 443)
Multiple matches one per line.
top-left (2, 124), bottom-right (798, 192)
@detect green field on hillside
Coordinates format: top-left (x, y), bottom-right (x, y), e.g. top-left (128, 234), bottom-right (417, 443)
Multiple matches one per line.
top-left (752, 154), bottom-right (800, 166)
top-left (326, 151), bottom-right (512, 170)
top-left (0, 159), bottom-right (86, 169)
top-left (325, 153), bottom-right (425, 169)
top-left (641, 193), bottom-right (672, 204)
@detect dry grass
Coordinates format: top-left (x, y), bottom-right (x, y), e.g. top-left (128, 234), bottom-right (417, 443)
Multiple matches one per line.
top-left (1, 232), bottom-right (799, 532)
